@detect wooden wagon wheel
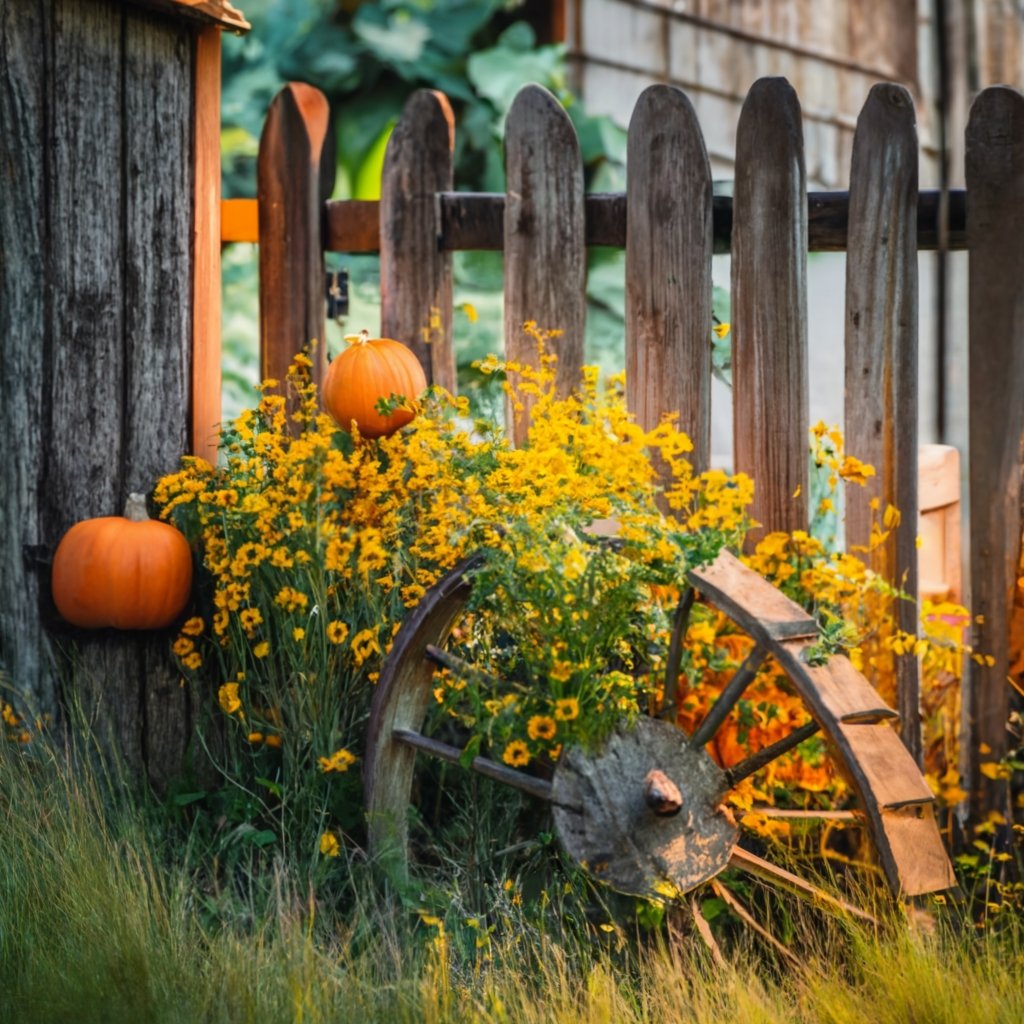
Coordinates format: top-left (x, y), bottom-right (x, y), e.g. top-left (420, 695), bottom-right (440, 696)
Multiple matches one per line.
top-left (364, 548), bottom-right (956, 909)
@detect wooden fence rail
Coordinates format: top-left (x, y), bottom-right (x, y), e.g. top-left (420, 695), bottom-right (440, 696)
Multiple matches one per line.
top-left (249, 76), bottom-right (1024, 824)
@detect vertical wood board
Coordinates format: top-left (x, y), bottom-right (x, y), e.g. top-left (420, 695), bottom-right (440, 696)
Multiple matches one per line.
top-left (843, 83), bottom-right (921, 763)
top-left (503, 85), bottom-right (586, 445)
top-left (380, 90), bottom-right (456, 391)
top-left (965, 85), bottom-right (1024, 822)
top-left (731, 77), bottom-right (809, 541)
top-left (258, 82), bottom-right (334, 395)
top-left (625, 84), bottom-right (714, 476)
top-left (0, 0), bottom-right (51, 715)
top-left (191, 24), bottom-right (223, 462)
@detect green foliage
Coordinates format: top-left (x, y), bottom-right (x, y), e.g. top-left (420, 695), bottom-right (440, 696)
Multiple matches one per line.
top-left (220, 0), bottom-right (625, 199)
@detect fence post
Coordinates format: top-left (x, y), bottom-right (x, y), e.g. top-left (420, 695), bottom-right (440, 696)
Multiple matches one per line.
top-left (732, 78), bottom-right (808, 542)
top-left (625, 85), bottom-right (713, 476)
top-left (843, 83), bottom-right (922, 764)
top-left (504, 84), bottom-right (586, 444)
top-left (258, 83), bottom-right (335, 393)
top-left (380, 90), bottom-right (455, 391)
top-left (965, 85), bottom-right (1024, 824)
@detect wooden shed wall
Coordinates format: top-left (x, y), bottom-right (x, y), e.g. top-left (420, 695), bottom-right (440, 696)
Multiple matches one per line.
top-left (0, 0), bottom-right (196, 780)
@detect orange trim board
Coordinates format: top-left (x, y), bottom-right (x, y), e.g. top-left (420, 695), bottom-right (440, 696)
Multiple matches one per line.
top-left (221, 198), bottom-right (259, 242)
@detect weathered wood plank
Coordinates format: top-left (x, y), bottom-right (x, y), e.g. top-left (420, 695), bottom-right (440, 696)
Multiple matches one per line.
top-left (191, 25), bottom-right (222, 462)
top-left (773, 640), bottom-right (898, 724)
top-left (0, 0), bottom-right (52, 717)
top-left (258, 82), bottom-right (334, 395)
top-left (965, 85), bottom-right (1024, 823)
top-left (688, 550), bottom-right (819, 644)
top-left (625, 85), bottom-right (713, 473)
top-left (44, 0), bottom-right (136, 776)
top-left (835, 722), bottom-right (935, 808)
top-left (843, 83), bottom-right (921, 764)
top-left (122, 9), bottom-right (195, 787)
top-left (380, 90), bottom-right (456, 390)
top-left (874, 805), bottom-right (958, 896)
top-left (731, 78), bottom-right (809, 541)
top-left (503, 85), bottom-right (586, 443)
top-left (321, 190), bottom-right (968, 255)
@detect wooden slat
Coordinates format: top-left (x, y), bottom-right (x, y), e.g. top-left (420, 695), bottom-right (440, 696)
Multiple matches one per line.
top-left (503, 84), bottom-right (586, 443)
top-left (875, 806), bottom-right (958, 896)
top-left (843, 83), bottom-right (922, 764)
top-left (965, 85), bottom-right (1024, 823)
top-left (191, 25), bottom-right (222, 463)
top-left (321, 190), bottom-right (968, 255)
top-left (731, 78), bottom-right (808, 542)
top-left (773, 640), bottom-right (898, 724)
top-left (625, 84), bottom-right (713, 474)
top-left (380, 90), bottom-right (456, 390)
top-left (257, 82), bottom-right (334, 396)
top-left (688, 550), bottom-right (818, 644)
top-left (835, 723), bottom-right (936, 809)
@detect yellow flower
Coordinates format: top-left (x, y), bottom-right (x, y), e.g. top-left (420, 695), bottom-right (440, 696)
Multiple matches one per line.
top-left (181, 616), bottom-right (204, 636)
top-left (351, 628), bottom-right (381, 666)
top-left (247, 731), bottom-right (264, 744)
top-left (527, 715), bottom-right (557, 741)
top-left (264, 734), bottom-right (282, 749)
top-left (274, 587), bottom-right (309, 614)
top-left (292, 627), bottom-right (306, 642)
top-left (253, 640), bottom-right (270, 659)
top-left (327, 621), bottom-right (349, 645)
top-left (182, 652), bottom-right (202, 671)
top-left (319, 832), bottom-right (341, 857)
top-left (502, 740), bottom-right (530, 767)
top-left (554, 697), bottom-right (579, 721)
top-left (318, 748), bottom-right (358, 773)
top-left (218, 683), bottom-right (242, 715)
top-left (712, 321), bottom-right (730, 338)
top-left (172, 637), bottom-right (195, 658)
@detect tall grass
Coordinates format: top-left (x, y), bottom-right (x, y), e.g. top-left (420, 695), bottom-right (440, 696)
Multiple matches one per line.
top-left (1, 731), bottom-right (1022, 1024)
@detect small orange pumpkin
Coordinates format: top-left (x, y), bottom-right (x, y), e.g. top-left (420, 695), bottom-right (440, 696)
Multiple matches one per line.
top-left (51, 493), bottom-right (192, 630)
top-left (322, 330), bottom-right (427, 438)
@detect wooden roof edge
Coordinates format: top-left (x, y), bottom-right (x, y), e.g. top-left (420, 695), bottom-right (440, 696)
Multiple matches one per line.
top-left (129, 0), bottom-right (251, 33)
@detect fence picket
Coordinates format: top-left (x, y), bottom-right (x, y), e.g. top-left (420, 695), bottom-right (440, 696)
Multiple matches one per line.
top-left (965, 85), bottom-right (1024, 822)
top-left (626, 85), bottom-right (713, 475)
top-left (257, 83), bottom-right (334, 393)
top-left (843, 83), bottom-right (921, 763)
top-left (380, 90), bottom-right (456, 390)
top-left (732, 78), bottom-right (809, 541)
top-left (503, 85), bottom-right (586, 444)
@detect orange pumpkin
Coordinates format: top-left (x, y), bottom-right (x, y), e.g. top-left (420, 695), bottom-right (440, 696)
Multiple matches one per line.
top-left (322, 330), bottom-right (427, 438)
top-left (51, 493), bottom-right (192, 629)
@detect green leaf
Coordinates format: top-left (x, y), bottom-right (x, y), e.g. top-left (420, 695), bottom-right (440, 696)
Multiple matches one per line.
top-left (172, 791), bottom-right (207, 807)
top-left (354, 7), bottom-right (430, 64)
top-left (459, 733), bottom-right (482, 769)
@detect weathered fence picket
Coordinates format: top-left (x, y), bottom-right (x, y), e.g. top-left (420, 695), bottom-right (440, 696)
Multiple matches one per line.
top-left (503, 85), bottom-right (586, 444)
top-left (248, 77), bottom-right (1024, 820)
top-left (380, 90), bottom-right (456, 392)
top-left (965, 85), bottom-right (1024, 824)
top-left (257, 82), bottom-right (334, 391)
top-left (843, 83), bottom-right (921, 764)
top-left (731, 78), bottom-right (809, 542)
top-left (625, 85), bottom-right (713, 473)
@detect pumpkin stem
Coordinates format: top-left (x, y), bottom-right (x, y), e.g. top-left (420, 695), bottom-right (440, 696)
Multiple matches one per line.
top-left (123, 493), bottom-right (151, 522)
top-left (343, 329), bottom-right (371, 347)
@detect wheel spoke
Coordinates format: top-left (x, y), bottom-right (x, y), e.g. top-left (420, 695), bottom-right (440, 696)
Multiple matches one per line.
top-left (728, 846), bottom-right (878, 923)
top-left (723, 719), bottom-right (821, 787)
top-left (391, 727), bottom-right (555, 802)
top-left (660, 585), bottom-right (695, 719)
top-left (688, 644), bottom-right (768, 749)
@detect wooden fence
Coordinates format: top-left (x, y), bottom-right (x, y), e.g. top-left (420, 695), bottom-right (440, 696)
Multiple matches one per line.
top-left (242, 76), bottom-right (1024, 825)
